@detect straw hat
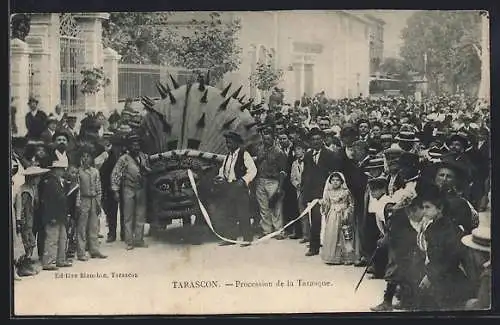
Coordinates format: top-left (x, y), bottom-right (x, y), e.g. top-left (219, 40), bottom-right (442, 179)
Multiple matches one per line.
top-left (22, 166), bottom-right (50, 176)
top-left (461, 227), bottom-right (490, 252)
top-left (395, 131), bottom-right (419, 142)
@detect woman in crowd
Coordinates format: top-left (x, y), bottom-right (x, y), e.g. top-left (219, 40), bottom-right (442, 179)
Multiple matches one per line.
top-left (415, 183), bottom-right (473, 310)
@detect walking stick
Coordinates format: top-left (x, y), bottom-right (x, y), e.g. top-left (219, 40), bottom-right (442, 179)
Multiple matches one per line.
top-left (354, 247), bottom-right (379, 293)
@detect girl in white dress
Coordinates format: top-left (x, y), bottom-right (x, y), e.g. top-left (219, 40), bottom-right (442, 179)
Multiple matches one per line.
top-left (319, 172), bottom-right (355, 265)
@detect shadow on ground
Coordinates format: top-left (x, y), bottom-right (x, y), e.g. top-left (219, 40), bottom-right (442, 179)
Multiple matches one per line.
top-left (150, 223), bottom-right (220, 246)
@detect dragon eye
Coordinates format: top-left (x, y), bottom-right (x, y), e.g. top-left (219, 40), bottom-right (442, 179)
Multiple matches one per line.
top-left (156, 182), bottom-right (171, 192)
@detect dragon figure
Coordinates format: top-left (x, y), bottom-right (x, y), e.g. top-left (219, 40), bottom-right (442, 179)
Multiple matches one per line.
top-left (138, 72), bottom-right (261, 230)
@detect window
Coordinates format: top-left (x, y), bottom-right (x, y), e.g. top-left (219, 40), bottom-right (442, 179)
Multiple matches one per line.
top-left (59, 13), bottom-right (85, 113)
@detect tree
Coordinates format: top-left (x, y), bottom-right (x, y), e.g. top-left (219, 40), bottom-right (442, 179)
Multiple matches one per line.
top-left (379, 57), bottom-right (414, 95)
top-left (165, 12), bottom-right (242, 84)
top-left (379, 57), bottom-right (411, 79)
top-left (102, 12), bottom-right (174, 64)
top-left (249, 54), bottom-right (283, 92)
top-left (10, 14), bottom-right (31, 41)
top-left (400, 11), bottom-right (482, 96)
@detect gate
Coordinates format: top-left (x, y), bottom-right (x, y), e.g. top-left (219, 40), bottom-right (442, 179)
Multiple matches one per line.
top-left (59, 13), bottom-right (86, 113)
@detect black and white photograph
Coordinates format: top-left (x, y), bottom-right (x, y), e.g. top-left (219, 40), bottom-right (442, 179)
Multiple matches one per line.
top-left (9, 9), bottom-right (492, 315)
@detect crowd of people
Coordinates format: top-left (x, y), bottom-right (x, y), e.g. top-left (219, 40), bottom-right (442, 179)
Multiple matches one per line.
top-left (11, 88), bottom-right (491, 311)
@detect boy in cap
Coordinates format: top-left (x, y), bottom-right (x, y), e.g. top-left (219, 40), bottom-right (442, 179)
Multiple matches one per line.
top-left (39, 160), bottom-right (72, 270)
top-left (290, 140), bottom-right (309, 243)
top-left (76, 146), bottom-right (107, 260)
top-left (14, 166), bottom-right (50, 276)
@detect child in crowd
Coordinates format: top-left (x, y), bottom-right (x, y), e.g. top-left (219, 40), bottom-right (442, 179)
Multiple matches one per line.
top-left (319, 172), bottom-right (355, 265)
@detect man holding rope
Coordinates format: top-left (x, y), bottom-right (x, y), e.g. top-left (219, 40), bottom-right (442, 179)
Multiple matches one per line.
top-left (210, 131), bottom-right (257, 247)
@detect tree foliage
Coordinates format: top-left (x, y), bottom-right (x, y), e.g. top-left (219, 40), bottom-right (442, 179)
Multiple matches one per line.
top-left (165, 12), bottom-right (242, 84)
top-left (103, 12), bottom-right (243, 84)
top-left (400, 11), bottom-right (482, 95)
top-left (102, 12), bottom-right (174, 64)
top-left (249, 54), bottom-right (284, 92)
top-left (379, 57), bottom-right (411, 79)
top-left (80, 67), bottom-right (111, 95)
top-left (10, 14), bottom-right (31, 41)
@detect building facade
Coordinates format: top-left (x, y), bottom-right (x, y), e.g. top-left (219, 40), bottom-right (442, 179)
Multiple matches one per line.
top-left (364, 14), bottom-right (385, 75)
top-left (10, 13), bottom-right (121, 136)
top-left (167, 11), bottom-right (374, 103)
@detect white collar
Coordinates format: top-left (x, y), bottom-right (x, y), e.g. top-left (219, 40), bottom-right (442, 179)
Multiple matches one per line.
top-left (229, 148), bottom-right (240, 156)
top-left (55, 150), bottom-right (66, 157)
top-left (30, 109), bottom-right (38, 116)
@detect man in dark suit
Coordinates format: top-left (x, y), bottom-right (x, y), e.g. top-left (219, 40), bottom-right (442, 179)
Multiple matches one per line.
top-left (25, 96), bottom-right (47, 140)
top-left (40, 115), bottom-right (58, 145)
top-left (302, 127), bottom-right (344, 256)
top-left (39, 160), bottom-right (72, 270)
top-left (61, 115), bottom-right (79, 153)
top-left (277, 131), bottom-right (301, 239)
top-left (100, 132), bottom-right (125, 242)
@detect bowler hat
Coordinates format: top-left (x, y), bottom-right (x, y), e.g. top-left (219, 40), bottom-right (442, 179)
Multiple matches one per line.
top-left (223, 131), bottom-right (244, 144)
top-left (52, 131), bottom-right (70, 142)
top-left (47, 114), bottom-right (58, 124)
top-left (384, 144), bottom-right (405, 157)
top-left (308, 127), bottom-right (324, 138)
top-left (364, 157), bottom-right (385, 170)
top-left (446, 133), bottom-right (469, 148)
top-left (430, 155), bottom-right (469, 179)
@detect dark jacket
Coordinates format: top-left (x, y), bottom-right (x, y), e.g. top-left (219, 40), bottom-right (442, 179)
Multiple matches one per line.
top-left (25, 110), bottom-right (48, 139)
top-left (302, 147), bottom-right (344, 202)
top-left (444, 191), bottom-right (475, 235)
top-left (39, 173), bottom-right (68, 225)
top-left (424, 216), bottom-right (473, 309)
top-left (40, 129), bottom-right (55, 145)
top-left (385, 207), bottom-right (425, 286)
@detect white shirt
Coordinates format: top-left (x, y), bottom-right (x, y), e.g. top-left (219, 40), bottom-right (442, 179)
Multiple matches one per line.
top-left (218, 148), bottom-right (257, 186)
top-left (290, 158), bottom-right (304, 190)
top-left (312, 149), bottom-right (321, 164)
top-left (55, 113), bottom-right (64, 121)
top-left (55, 150), bottom-right (69, 166)
top-left (30, 109), bottom-right (39, 117)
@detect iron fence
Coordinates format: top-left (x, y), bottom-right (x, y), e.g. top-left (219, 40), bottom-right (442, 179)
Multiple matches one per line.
top-left (118, 64), bottom-right (203, 102)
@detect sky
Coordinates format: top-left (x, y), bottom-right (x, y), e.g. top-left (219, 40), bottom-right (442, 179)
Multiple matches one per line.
top-left (361, 10), bottom-right (417, 58)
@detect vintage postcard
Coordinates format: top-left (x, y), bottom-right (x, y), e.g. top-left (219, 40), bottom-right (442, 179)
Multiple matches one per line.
top-left (10, 9), bottom-right (491, 315)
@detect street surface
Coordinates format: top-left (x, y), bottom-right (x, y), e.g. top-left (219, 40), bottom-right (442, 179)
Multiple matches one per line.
top-left (13, 212), bottom-right (490, 315)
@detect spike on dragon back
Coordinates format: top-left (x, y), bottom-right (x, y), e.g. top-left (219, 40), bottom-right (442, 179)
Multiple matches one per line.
top-left (133, 72), bottom-right (261, 230)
